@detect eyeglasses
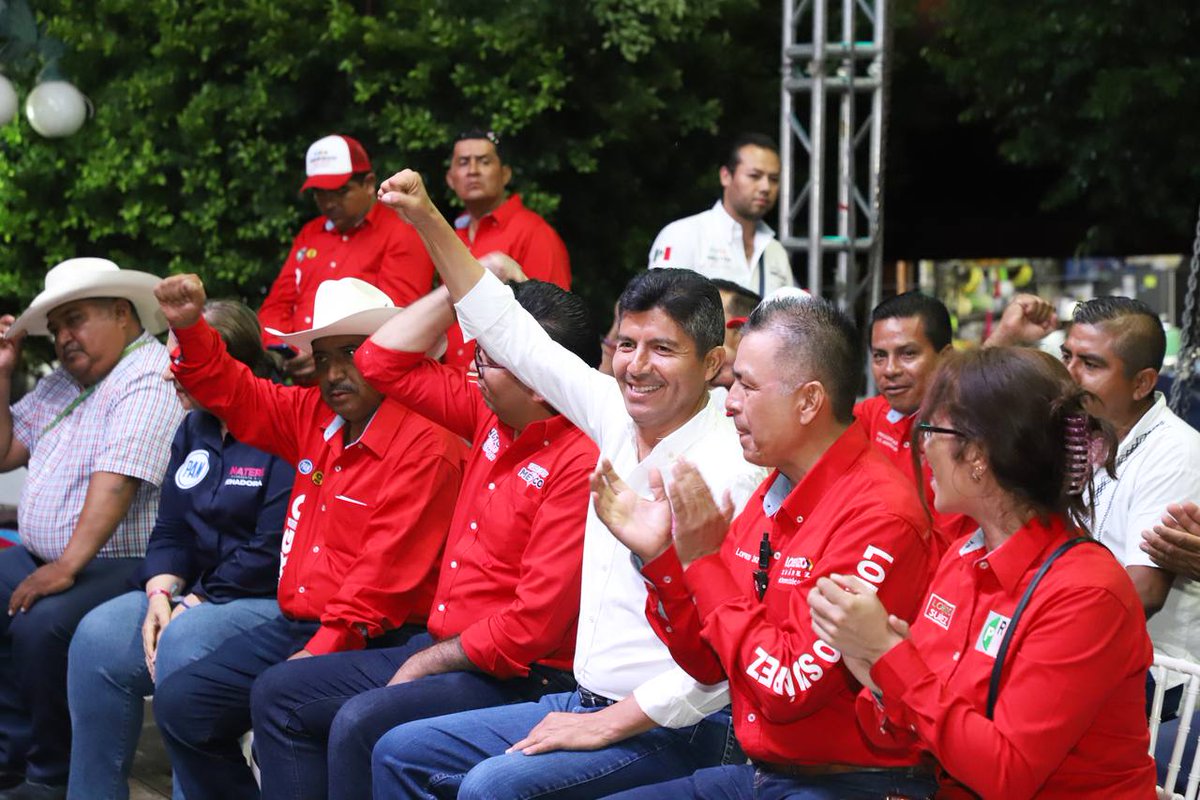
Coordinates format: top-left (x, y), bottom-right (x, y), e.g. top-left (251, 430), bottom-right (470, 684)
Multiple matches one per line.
top-left (916, 421), bottom-right (967, 442)
top-left (473, 348), bottom-right (508, 376)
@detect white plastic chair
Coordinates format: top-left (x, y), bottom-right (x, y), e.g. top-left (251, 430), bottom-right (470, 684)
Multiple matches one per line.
top-left (1150, 653), bottom-right (1200, 799)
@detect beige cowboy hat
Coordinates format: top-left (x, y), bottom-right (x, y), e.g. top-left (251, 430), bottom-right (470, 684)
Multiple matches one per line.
top-left (8, 257), bottom-right (167, 338)
top-left (266, 278), bottom-right (400, 352)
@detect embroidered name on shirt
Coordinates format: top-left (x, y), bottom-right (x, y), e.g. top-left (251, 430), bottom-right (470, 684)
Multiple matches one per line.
top-left (483, 428), bottom-right (500, 462)
top-left (224, 465), bottom-right (265, 488)
top-left (746, 640), bottom-right (842, 697)
top-left (175, 450), bottom-right (210, 490)
top-left (777, 555), bottom-right (813, 585)
top-left (874, 430), bottom-right (901, 453)
top-left (975, 610), bottom-right (1012, 658)
top-left (924, 593), bottom-right (956, 630)
top-left (518, 462), bottom-right (549, 489)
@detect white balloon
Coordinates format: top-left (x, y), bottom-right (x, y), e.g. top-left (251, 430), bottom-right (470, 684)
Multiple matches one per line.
top-left (25, 81), bottom-right (88, 138)
top-left (0, 75), bottom-right (17, 127)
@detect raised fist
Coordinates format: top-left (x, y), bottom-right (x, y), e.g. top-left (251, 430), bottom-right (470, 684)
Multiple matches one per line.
top-left (377, 169), bottom-right (439, 225)
top-left (154, 274), bottom-right (208, 330)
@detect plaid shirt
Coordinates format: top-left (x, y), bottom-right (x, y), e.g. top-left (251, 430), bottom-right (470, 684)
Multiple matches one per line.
top-left (12, 331), bottom-right (183, 561)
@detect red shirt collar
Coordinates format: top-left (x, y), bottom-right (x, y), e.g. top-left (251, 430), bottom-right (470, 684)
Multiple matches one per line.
top-left (964, 513), bottom-right (1074, 593)
top-left (318, 396), bottom-right (414, 459)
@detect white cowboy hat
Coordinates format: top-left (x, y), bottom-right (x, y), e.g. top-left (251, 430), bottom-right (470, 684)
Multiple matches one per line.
top-left (266, 278), bottom-right (400, 352)
top-left (8, 257), bottom-right (167, 338)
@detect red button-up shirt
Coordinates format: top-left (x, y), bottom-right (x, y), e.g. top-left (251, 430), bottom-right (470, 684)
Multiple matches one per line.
top-left (259, 202), bottom-right (436, 347)
top-left (356, 342), bottom-right (596, 678)
top-left (855, 394), bottom-right (977, 553)
top-left (640, 423), bottom-right (938, 766)
top-left (444, 194), bottom-right (572, 368)
top-left (171, 318), bottom-right (465, 655)
top-left (861, 515), bottom-right (1156, 798)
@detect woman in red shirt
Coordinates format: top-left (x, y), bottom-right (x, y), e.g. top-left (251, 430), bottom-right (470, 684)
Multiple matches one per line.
top-left (810, 347), bottom-right (1157, 799)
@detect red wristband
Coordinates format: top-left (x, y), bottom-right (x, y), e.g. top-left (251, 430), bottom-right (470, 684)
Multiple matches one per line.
top-left (147, 588), bottom-right (173, 602)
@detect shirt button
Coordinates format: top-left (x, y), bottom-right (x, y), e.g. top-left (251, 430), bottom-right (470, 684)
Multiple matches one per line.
top-left (543, 440), bottom-right (550, 446)
top-left (587, 615), bottom-right (596, 623)
top-left (663, 575), bottom-right (672, 584)
top-left (335, 466), bottom-right (342, 472)
top-left (796, 515), bottom-right (804, 523)
top-left (298, 586), bottom-right (306, 593)
top-left (488, 482), bottom-right (495, 490)
top-left (312, 546), bottom-right (320, 553)
top-left (457, 349), bottom-right (464, 356)
top-left (979, 561), bottom-right (990, 570)
top-left (305, 316), bottom-right (313, 323)
top-left (903, 442), bottom-right (911, 449)
top-left (665, 625), bottom-right (674, 633)
top-left (952, 651), bottom-right (960, 661)
top-left (321, 504), bottom-right (326, 512)
top-left (330, 261), bottom-right (337, 267)
top-left (469, 522), bottom-right (478, 531)
top-left (747, 713), bottom-right (757, 723)
top-left (437, 603), bottom-right (446, 612)
top-left (342, 235), bottom-right (349, 242)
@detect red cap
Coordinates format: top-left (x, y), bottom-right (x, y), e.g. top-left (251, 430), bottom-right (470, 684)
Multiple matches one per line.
top-left (300, 134), bottom-right (371, 192)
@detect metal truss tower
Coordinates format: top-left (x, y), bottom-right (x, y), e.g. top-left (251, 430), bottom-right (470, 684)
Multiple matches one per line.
top-left (779, 0), bottom-right (891, 311)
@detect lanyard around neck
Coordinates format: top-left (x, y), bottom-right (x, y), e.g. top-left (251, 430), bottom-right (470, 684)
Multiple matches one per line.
top-left (40, 338), bottom-right (151, 437)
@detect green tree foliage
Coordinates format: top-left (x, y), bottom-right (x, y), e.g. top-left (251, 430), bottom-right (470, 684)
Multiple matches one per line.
top-left (0, 0), bottom-right (780, 319)
top-left (924, 0), bottom-right (1200, 250)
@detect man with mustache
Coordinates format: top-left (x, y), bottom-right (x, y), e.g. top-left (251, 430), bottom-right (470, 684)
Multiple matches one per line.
top-left (648, 133), bottom-right (795, 297)
top-left (258, 134), bottom-right (437, 381)
top-left (0, 258), bottom-right (183, 800)
top-left (150, 275), bottom-right (464, 800)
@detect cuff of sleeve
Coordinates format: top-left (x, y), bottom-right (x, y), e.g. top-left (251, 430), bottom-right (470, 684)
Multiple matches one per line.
top-left (459, 621), bottom-right (528, 680)
top-left (172, 317), bottom-right (222, 368)
top-left (304, 623), bottom-right (366, 656)
top-left (871, 639), bottom-right (925, 728)
top-left (139, 554), bottom-right (193, 587)
top-left (685, 552), bottom-right (743, 620)
top-left (453, 271), bottom-right (514, 343)
top-left (641, 548), bottom-right (692, 602)
top-left (355, 340), bottom-right (426, 385)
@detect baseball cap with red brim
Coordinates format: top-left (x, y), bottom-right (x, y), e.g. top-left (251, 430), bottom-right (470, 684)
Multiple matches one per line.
top-left (300, 135), bottom-right (372, 192)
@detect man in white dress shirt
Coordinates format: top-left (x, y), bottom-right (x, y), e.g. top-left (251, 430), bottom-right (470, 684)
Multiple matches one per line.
top-left (367, 169), bottom-right (766, 800)
top-left (648, 133), bottom-right (795, 297)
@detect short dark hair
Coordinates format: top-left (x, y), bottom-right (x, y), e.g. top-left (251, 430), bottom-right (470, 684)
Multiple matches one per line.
top-left (453, 128), bottom-right (504, 163)
top-left (511, 280), bottom-right (601, 368)
top-left (617, 269), bottom-right (725, 356)
top-left (869, 292), bottom-right (953, 352)
top-left (1071, 296), bottom-right (1166, 376)
top-left (724, 133), bottom-right (780, 173)
top-left (709, 278), bottom-right (761, 320)
top-left (743, 295), bottom-right (862, 423)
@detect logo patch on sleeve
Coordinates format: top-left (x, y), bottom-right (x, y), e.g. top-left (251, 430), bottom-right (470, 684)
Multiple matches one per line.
top-left (975, 611), bottom-right (1012, 658)
top-left (923, 593), bottom-right (956, 630)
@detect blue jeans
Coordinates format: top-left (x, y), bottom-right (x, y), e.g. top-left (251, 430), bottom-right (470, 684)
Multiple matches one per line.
top-left (65, 590), bottom-right (279, 800)
top-left (249, 632), bottom-right (576, 800)
top-left (154, 614), bottom-right (418, 800)
top-left (605, 763), bottom-right (937, 799)
top-left (371, 690), bottom-right (742, 800)
top-left (0, 546), bottom-right (139, 785)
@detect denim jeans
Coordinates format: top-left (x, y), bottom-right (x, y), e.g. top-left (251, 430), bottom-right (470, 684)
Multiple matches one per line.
top-left (65, 590), bottom-right (280, 800)
top-left (605, 763), bottom-right (938, 799)
top-left (371, 690), bottom-right (742, 800)
top-left (0, 546), bottom-right (140, 785)
top-left (249, 632), bottom-right (575, 800)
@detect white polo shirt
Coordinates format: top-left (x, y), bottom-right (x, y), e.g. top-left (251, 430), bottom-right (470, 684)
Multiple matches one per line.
top-left (456, 270), bottom-right (767, 727)
top-left (1092, 393), bottom-right (1200, 664)
top-left (648, 201), bottom-right (795, 297)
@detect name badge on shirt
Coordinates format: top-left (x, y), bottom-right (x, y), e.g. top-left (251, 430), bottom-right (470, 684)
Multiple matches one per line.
top-left (175, 450), bottom-right (211, 490)
top-left (975, 610), bottom-right (1012, 658)
top-left (924, 593), bottom-right (956, 630)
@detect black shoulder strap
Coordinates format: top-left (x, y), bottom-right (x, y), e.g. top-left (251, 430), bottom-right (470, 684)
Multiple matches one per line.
top-left (986, 536), bottom-right (1101, 720)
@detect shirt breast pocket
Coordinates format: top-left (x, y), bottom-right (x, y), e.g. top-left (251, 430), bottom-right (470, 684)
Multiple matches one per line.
top-left (324, 494), bottom-right (373, 556)
top-left (478, 485), bottom-right (537, 572)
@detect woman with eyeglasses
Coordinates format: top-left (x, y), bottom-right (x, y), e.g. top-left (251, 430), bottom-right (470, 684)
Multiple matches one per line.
top-left (809, 347), bottom-right (1156, 798)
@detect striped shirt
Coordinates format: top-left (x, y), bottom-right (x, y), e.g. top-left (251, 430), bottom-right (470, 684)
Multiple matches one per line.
top-left (11, 331), bottom-right (183, 561)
